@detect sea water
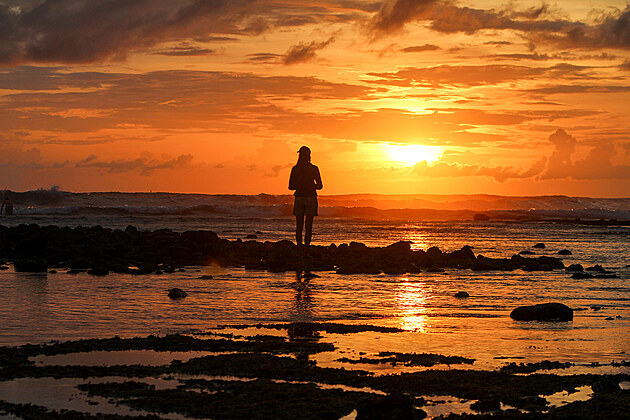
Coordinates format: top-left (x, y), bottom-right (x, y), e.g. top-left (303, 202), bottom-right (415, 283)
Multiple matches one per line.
top-left (0, 215), bottom-right (628, 370)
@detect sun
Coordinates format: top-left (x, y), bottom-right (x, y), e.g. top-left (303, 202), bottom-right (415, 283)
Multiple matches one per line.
top-left (386, 144), bottom-right (442, 166)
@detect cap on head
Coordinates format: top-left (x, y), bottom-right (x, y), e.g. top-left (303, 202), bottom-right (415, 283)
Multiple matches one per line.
top-left (297, 146), bottom-right (311, 155)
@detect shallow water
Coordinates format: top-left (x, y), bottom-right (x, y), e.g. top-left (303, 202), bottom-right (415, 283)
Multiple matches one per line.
top-left (0, 218), bottom-right (628, 367)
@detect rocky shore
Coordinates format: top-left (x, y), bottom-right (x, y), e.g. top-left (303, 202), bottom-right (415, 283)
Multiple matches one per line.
top-left (0, 224), bottom-right (569, 275)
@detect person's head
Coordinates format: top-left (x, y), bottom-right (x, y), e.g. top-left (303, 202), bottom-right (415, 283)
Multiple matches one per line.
top-left (297, 146), bottom-right (311, 165)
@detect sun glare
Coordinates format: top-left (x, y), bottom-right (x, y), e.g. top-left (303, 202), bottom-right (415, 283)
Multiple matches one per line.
top-left (386, 144), bottom-right (442, 166)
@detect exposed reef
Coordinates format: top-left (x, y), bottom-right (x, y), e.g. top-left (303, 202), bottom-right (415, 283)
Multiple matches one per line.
top-left (0, 224), bottom-right (569, 275)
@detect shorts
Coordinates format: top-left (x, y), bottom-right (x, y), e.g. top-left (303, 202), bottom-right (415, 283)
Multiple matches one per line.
top-left (293, 196), bottom-right (318, 217)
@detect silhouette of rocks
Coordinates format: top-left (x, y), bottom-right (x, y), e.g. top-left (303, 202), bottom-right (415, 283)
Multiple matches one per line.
top-left (571, 272), bottom-right (593, 279)
top-left (532, 243), bottom-right (545, 249)
top-left (473, 213), bottom-right (490, 221)
top-left (471, 399), bottom-right (501, 412)
top-left (454, 291), bottom-right (470, 298)
top-left (585, 264), bottom-right (607, 273)
top-left (0, 224), bottom-right (568, 276)
top-left (510, 303), bottom-right (573, 322)
top-left (557, 249), bottom-right (572, 255)
top-left (168, 288), bottom-right (187, 299)
top-left (198, 275), bottom-right (213, 279)
top-left (356, 394), bottom-right (425, 420)
top-left (245, 234), bottom-right (257, 239)
top-left (566, 264), bottom-right (583, 272)
top-left (87, 267), bottom-right (109, 276)
top-left (519, 250), bottom-right (535, 255)
top-left (14, 258), bottom-right (48, 272)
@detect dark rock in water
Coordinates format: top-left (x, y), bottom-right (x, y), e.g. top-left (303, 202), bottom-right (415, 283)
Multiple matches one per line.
top-left (605, 317), bottom-right (614, 320)
top-left (590, 306), bottom-right (603, 311)
top-left (471, 399), bottom-right (501, 412)
top-left (585, 264), bottom-right (607, 273)
top-left (473, 213), bottom-right (490, 221)
top-left (178, 268), bottom-right (186, 272)
top-left (454, 291), bottom-right (470, 298)
top-left (356, 394), bottom-right (425, 420)
top-left (48, 270), bottom-right (57, 274)
top-left (510, 302), bottom-right (573, 321)
top-left (594, 273), bottom-right (619, 279)
top-left (154, 269), bottom-right (163, 274)
top-left (426, 267), bottom-right (445, 273)
top-left (519, 250), bottom-right (535, 255)
top-left (566, 264), bottom-right (583, 272)
top-left (0, 265), bottom-right (8, 270)
top-left (67, 269), bottom-right (82, 274)
top-left (255, 230), bottom-right (263, 235)
top-left (87, 267), bottom-right (109, 276)
top-left (168, 288), bottom-right (187, 299)
top-left (557, 249), bottom-right (572, 255)
top-left (533, 243), bottom-right (545, 249)
top-left (14, 258), bottom-right (48, 272)
top-left (571, 272), bottom-right (592, 279)
top-left (198, 275), bottom-right (213, 279)
top-left (244, 234), bottom-right (257, 239)
top-left (301, 272), bottom-right (320, 279)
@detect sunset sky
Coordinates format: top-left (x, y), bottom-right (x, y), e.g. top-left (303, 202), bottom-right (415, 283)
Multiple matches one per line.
top-left (1, 0), bottom-right (629, 196)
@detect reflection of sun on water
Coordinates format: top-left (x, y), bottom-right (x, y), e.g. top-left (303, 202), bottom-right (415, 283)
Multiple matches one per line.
top-left (394, 281), bottom-right (429, 332)
top-left (386, 144), bottom-right (442, 166)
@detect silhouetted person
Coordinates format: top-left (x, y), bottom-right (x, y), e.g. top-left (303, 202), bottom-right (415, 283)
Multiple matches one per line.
top-left (289, 146), bottom-right (322, 257)
top-left (0, 190), bottom-right (12, 216)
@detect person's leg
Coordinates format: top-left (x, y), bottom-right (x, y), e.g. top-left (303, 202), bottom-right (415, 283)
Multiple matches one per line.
top-left (304, 214), bottom-right (314, 256)
top-left (295, 213), bottom-right (305, 246)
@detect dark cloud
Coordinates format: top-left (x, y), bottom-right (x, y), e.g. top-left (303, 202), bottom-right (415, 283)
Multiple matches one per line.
top-left (76, 153), bottom-right (194, 175)
top-left (283, 37), bottom-right (335, 65)
top-left (246, 53), bottom-right (282, 63)
top-left (621, 59), bottom-right (630, 70)
top-left (528, 85), bottom-right (630, 95)
top-left (400, 44), bottom-right (440, 52)
top-left (0, 144), bottom-right (43, 168)
top-left (368, 0), bottom-right (630, 50)
top-left (152, 44), bottom-right (216, 56)
top-left (0, 0), bottom-right (363, 65)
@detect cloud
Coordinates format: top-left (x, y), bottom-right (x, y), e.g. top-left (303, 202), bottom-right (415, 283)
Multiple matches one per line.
top-left (0, 0), bottom-right (363, 65)
top-left (400, 44), bottom-right (440, 53)
top-left (283, 37), bottom-right (335, 65)
top-left (411, 159), bottom-right (544, 183)
top-left (152, 44), bottom-right (216, 56)
top-left (246, 52), bottom-right (282, 63)
top-left (368, 63), bottom-right (591, 88)
top-left (0, 145), bottom-right (43, 168)
top-left (368, 0), bottom-right (630, 50)
top-left (76, 153), bottom-right (194, 175)
top-left (539, 128), bottom-right (630, 180)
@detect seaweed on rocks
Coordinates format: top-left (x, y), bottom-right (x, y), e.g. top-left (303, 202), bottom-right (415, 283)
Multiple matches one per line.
top-left (337, 352), bottom-right (475, 367)
top-left (220, 322), bottom-right (406, 334)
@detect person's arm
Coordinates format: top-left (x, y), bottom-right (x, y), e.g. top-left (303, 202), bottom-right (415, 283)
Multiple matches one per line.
top-left (314, 166), bottom-right (323, 190)
top-left (288, 167), bottom-right (297, 190)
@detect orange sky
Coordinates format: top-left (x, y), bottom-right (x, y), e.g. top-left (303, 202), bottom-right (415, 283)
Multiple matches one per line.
top-left (1, 0), bottom-right (629, 196)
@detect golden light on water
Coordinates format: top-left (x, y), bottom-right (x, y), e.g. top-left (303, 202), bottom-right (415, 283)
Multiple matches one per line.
top-left (386, 144), bottom-right (443, 166)
top-left (394, 281), bottom-right (429, 332)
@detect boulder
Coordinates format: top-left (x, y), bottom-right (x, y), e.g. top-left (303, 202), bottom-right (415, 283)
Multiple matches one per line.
top-left (585, 264), bottom-right (606, 273)
top-left (168, 288), bottom-right (187, 299)
top-left (356, 394), bottom-right (425, 420)
top-left (519, 250), bottom-right (535, 255)
top-left (87, 267), bottom-right (109, 276)
top-left (557, 249), bottom-right (572, 255)
top-left (571, 272), bottom-right (593, 279)
top-left (198, 275), bottom-right (213, 279)
top-left (14, 258), bottom-right (48, 272)
top-left (510, 302), bottom-right (573, 322)
top-left (565, 264), bottom-right (583, 272)
top-left (533, 243), bottom-right (546, 249)
top-left (244, 234), bottom-right (258, 239)
top-left (454, 291), bottom-right (470, 298)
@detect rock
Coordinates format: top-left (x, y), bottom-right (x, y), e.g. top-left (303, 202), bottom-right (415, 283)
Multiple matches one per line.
top-left (473, 213), bottom-right (490, 221)
top-left (255, 230), bottom-right (263, 234)
top-left (301, 272), bottom-right (320, 280)
top-left (426, 267), bottom-right (445, 273)
top-left (87, 267), bottom-right (109, 276)
top-left (168, 288), bottom-right (187, 299)
top-left (519, 250), bottom-right (535, 255)
top-left (605, 317), bottom-right (614, 320)
top-left (470, 399), bottom-right (501, 412)
top-left (533, 243), bottom-right (545, 249)
top-left (510, 302), bottom-right (573, 322)
top-left (566, 264), bottom-right (583, 272)
top-left (356, 394), bottom-right (425, 420)
top-left (14, 258), bottom-right (48, 272)
top-left (48, 270), bottom-right (57, 274)
top-left (0, 266), bottom-right (8, 270)
top-left (585, 264), bottom-right (607, 273)
top-left (198, 275), bottom-right (213, 279)
top-left (67, 269), bottom-right (82, 274)
top-left (571, 272), bottom-right (593, 279)
top-left (245, 234), bottom-right (258, 239)
top-left (454, 291), bottom-right (470, 298)
top-left (557, 249), bottom-right (572, 255)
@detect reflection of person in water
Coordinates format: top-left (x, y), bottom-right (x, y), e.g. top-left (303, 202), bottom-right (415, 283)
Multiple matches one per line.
top-left (288, 146), bottom-right (323, 257)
